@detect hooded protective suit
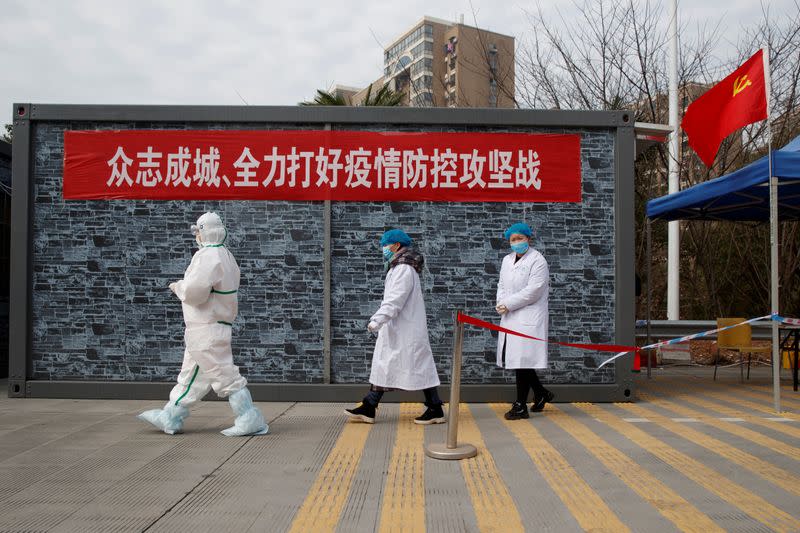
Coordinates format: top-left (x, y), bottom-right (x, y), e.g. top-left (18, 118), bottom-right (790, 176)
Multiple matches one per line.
top-left (138, 212), bottom-right (267, 436)
top-left (170, 212), bottom-right (246, 403)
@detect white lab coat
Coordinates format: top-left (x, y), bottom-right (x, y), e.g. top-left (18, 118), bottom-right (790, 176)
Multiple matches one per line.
top-left (368, 263), bottom-right (441, 391)
top-left (169, 244), bottom-right (246, 403)
top-left (495, 248), bottom-right (550, 369)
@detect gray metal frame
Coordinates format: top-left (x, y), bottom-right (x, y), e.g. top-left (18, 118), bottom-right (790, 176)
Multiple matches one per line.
top-left (9, 103), bottom-right (636, 402)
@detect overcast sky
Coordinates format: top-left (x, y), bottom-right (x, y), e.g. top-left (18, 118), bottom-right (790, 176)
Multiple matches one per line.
top-left (0, 0), bottom-right (795, 124)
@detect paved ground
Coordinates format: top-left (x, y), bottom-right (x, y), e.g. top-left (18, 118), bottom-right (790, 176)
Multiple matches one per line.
top-left (1, 366), bottom-right (799, 532)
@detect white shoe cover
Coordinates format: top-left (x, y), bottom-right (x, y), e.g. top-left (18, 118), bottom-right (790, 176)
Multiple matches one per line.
top-left (221, 388), bottom-right (268, 436)
top-left (137, 404), bottom-right (189, 435)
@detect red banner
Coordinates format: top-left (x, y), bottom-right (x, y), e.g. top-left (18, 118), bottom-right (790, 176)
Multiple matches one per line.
top-left (63, 130), bottom-right (582, 202)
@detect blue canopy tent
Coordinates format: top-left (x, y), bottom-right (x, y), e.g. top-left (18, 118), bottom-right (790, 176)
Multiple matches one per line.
top-left (643, 135), bottom-right (800, 409)
top-left (647, 135), bottom-right (800, 221)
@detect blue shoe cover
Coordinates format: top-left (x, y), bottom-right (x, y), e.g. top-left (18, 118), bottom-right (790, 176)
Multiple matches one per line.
top-left (221, 388), bottom-right (268, 436)
top-left (137, 403), bottom-right (189, 435)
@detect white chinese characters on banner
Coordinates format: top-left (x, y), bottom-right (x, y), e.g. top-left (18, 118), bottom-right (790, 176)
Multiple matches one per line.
top-left (136, 146), bottom-right (163, 187)
top-left (166, 147), bottom-right (191, 187)
top-left (315, 148), bottom-right (343, 188)
top-left (194, 147), bottom-right (230, 187)
top-left (233, 147), bottom-right (260, 187)
top-left (107, 147), bottom-right (134, 187)
top-left (106, 145), bottom-right (546, 192)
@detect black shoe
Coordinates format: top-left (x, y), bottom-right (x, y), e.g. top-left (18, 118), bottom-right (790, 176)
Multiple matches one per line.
top-left (504, 401), bottom-right (529, 420)
top-left (531, 390), bottom-right (555, 412)
top-left (415, 405), bottom-right (446, 425)
top-left (344, 401), bottom-right (376, 423)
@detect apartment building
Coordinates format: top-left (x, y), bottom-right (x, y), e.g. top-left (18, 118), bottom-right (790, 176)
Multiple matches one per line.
top-left (341, 16), bottom-right (515, 108)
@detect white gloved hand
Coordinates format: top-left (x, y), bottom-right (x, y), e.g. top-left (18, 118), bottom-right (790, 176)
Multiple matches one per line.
top-left (495, 304), bottom-right (509, 315)
top-left (367, 321), bottom-right (381, 333)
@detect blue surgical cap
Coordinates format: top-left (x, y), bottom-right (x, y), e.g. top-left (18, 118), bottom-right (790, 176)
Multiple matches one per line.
top-left (504, 222), bottom-right (532, 240)
top-left (380, 228), bottom-right (413, 247)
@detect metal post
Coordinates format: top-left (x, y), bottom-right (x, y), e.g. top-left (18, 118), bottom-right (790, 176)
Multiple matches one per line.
top-left (667, 0), bottom-right (680, 321)
top-left (425, 311), bottom-right (477, 460)
top-left (646, 219), bottom-right (653, 379)
top-left (322, 123), bottom-right (332, 384)
top-left (9, 104), bottom-right (32, 397)
top-left (763, 46), bottom-right (781, 413)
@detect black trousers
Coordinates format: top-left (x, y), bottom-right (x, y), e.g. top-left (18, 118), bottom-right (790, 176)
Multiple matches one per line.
top-left (364, 386), bottom-right (443, 408)
top-left (503, 341), bottom-right (547, 403)
top-left (515, 368), bottom-right (547, 403)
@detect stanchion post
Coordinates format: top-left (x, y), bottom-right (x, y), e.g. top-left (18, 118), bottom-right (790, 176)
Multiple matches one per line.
top-left (646, 218), bottom-right (652, 379)
top-left (425, 310), bottom-right (478, 460)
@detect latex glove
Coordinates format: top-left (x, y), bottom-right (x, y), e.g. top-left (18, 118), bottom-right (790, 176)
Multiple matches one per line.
top-left (367, 321), bottom-right (381, 333)
top-left (496, 304), bottom-right (509, 315)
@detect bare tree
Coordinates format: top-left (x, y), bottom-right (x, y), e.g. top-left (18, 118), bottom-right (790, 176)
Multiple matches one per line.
top-left (514, 0), bottom-right (800, 319)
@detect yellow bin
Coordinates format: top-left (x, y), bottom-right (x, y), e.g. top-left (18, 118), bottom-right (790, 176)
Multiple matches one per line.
top-left (782, 350), bottom-right (797, 369)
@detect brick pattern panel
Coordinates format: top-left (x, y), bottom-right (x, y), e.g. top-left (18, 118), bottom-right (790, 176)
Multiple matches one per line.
top-left (29, 122), bottom-right (616, 385)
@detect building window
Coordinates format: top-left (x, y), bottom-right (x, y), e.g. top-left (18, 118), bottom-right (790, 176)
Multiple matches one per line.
top-left (489, 47), bottom-right (498, 70)
top-left (394, 55), bottom-right (412, 74)
top-left (446, 36), bottom-right (457, 56)
top-left (489, 78), bottom-right (498, 107)
top-left (385, 25), bottom-right (427, 65)
top-left (411, 76), bottom-right (433, 92)
top-left (410, 58), bottom-right (433, 77)
top-left (412, 92), bottom-right (434, 106)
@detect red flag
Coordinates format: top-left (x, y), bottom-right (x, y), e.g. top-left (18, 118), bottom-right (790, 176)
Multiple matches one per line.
top-left (681, 49), bottom-right (768, 167)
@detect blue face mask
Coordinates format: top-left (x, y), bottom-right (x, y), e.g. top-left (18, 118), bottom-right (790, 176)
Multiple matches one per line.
top-left (511, 241), bottom-right (529, 255)
top-left (382, 245), bottom-right (394, 261)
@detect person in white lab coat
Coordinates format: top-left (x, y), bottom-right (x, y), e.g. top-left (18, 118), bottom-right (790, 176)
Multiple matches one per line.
top-left (496, 222), bottom-right (554, 420)
top-left (138, 212), bottom-right (268, 436)
top-left (345, 229), bottom-right (444, 425)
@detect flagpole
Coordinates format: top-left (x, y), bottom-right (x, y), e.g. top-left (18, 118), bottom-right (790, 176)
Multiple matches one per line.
top-left (667, 0), bottom-right (680, 321)
top-left (764, 45), bottom-right (780, 414)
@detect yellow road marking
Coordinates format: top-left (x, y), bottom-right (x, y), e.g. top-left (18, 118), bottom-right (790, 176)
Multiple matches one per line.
top-left (378, 404), bottom-right (425, 533)
top-left (643, 383), bottom-right (800, 440)
top-left (548, 406), bottom-right (722, 533)
top-left (718, 385), bottom-right (800, 411)
top-left (700, 389), bottom-right (799, 420)
top-left (489, 404), bottom-right (630, 533)
top-left (619, 402), bottom-right (800, 498)
top-left (457, 405), bottom-right (524, 533)
top-left (288, 417), bottom-right (372, 533)
top-left (640, 378), bottom-right (800, 413)
top-left (749, 383), bottom-right (800, 403)
top-left (577, 403), bottom-right (800, 532)
top-left (637, 390), bottom-right (800, 462)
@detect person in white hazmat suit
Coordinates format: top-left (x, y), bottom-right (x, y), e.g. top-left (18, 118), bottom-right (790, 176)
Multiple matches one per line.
top-left (495, 222), bottom-right (554, 420)
top-left (137, 212), bottom-right (268, 436)
top-left (345, 229), bottom-right (445, 425)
